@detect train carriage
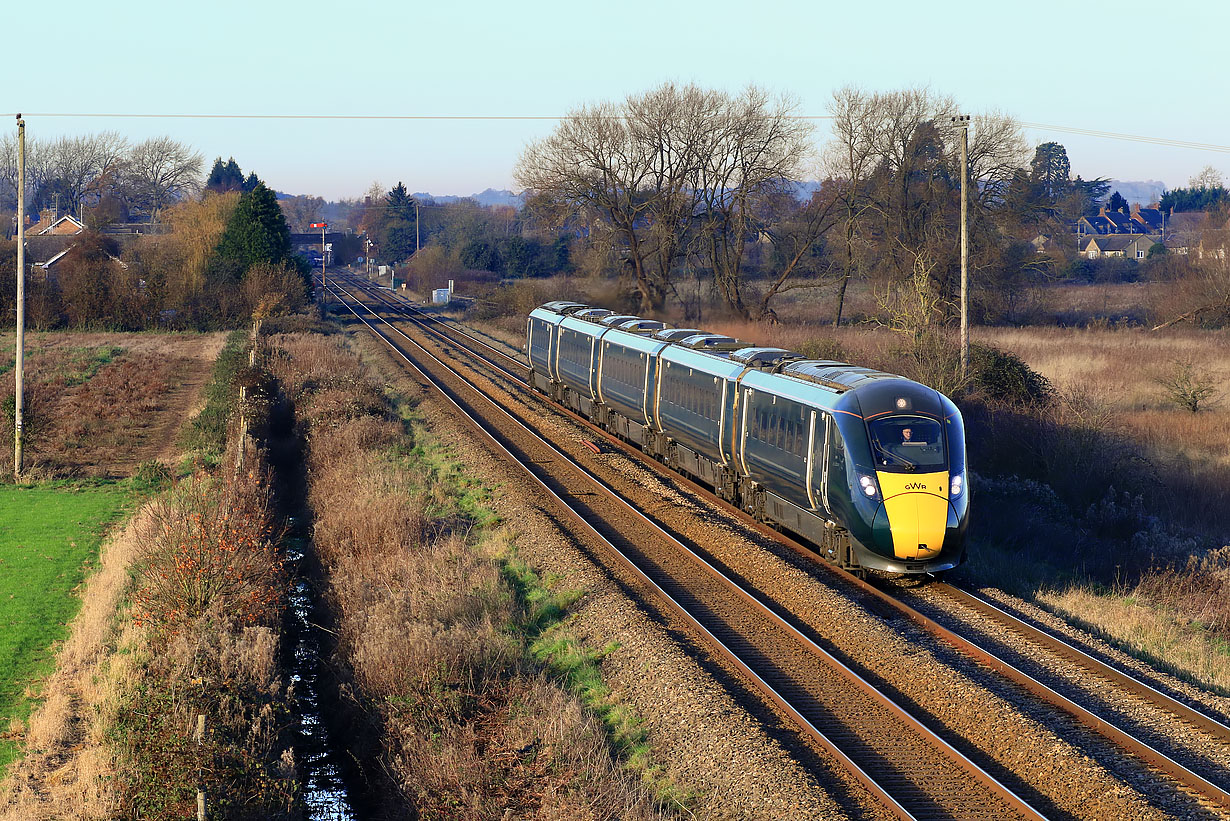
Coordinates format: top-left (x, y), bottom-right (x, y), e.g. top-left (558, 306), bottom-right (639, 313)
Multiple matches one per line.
top-left (595, 328), bottom-right (668, 445)
top-left (525, 302), bottom-right (969, 576)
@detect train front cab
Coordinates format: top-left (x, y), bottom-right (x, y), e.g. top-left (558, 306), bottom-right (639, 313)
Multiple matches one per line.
top-left (830, 383), bottom-right (968, 574)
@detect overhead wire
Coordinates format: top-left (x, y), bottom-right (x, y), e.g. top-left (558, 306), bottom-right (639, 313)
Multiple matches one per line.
top-left (5, 110), bottom-right (1227, 155)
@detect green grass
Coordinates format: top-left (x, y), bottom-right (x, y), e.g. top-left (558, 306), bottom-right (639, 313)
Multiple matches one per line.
top-left (0, 483), bottom-right (133, 770)
top-left (179, 330), bottom-right (248, 468)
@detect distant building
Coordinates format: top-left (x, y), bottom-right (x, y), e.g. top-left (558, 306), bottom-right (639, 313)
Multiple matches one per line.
top-left (1081, 234), bottom-right (1158, 260)
top-left (25, 211), bottom-right (86, 236)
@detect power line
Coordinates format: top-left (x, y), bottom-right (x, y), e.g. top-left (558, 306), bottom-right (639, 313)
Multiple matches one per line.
top-left (7, 111), bottom-right (1228, 154)
top-left (1019, 122), bottom-right (1230, 154)
top-left (5, 111), bottom-right (838, 121)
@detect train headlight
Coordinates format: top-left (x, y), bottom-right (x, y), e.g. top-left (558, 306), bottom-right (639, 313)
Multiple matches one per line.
top-left (858, 474), bottom-right (878, 498)
top-left (950, 473), bottom-right (964, 497)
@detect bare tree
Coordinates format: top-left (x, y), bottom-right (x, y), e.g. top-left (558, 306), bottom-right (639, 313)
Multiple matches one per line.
top-left (45, 131), bottom-right (129, 216)
top-left (824, 86), bottom-right (887, 326)
top-left (0, 134), bottom-right (52, 216)
top-left (126, 136), bottom-right (204, 221)
top-left (280, 194), bottom-right (326, 233)
top-left (824, 87), bottom-right (1028, 332)
top-left (1189, 165), bottom-right (1225, 190)
top-left (516, 84), bottom-right (721, 312)
top-left (692, 86), bottom-right (815, 319)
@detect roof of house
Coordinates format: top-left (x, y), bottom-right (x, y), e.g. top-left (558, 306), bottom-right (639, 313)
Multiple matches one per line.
top-left (1088, 234), bottom-right (1151, 252)
top-left (33, 215), bottom-right (86, 236)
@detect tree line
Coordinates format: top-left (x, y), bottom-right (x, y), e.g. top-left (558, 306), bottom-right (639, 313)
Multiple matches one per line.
top-left (0, 132), bottom-right (203, 226)
top-left (502, 83), bottom-right (1214, 329)
top-left (1, 156), bottom-right (310, 330)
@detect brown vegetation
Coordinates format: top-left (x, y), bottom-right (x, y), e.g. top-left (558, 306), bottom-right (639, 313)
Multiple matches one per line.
top-left (268, 331), bottom-right (677, 818)
top-left (1, 332), bottom-right (226, 478)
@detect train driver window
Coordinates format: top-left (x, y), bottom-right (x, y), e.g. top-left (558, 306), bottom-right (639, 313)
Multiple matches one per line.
top-left (867, 416), bottom-right (945, 471)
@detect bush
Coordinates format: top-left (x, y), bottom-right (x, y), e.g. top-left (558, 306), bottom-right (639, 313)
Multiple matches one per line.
top-left (890, 329), bottom-right (969, 398)
top-left (796, 335), bottom-right (846, 362)
top-left (969, 344), bottom-right (1053, 406)
top-left (1154, 358), bottom-right (1220, 413)
top-left (132, 469), bottom-right (284, 636)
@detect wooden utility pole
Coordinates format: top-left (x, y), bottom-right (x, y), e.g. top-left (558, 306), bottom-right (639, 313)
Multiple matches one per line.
top-left (14, 115), bottom-right (25, 481)
top-left (953, 115), bottom-right (971, 380)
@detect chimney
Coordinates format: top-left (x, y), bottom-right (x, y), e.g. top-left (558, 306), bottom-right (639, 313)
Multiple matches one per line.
top-left (1098, 206), bottom-right (1107, 217)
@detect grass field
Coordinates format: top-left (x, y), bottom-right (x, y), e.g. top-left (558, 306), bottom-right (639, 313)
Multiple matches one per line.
top-left (0, 483), bottom-right (133, 770)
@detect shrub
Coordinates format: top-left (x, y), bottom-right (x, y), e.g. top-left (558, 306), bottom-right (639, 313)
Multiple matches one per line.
top-left (890, 329), bottom-right (969, 397)
top-left (132, 460), bottom-right (173, 493)
top-left (1154, 358), bottom-right (1220, 413)
top-left (796, 335), bottom-right (846, 362)
top-left (132, 469), bottom-right (284, 636)
top-left (969, 343), bottom-right (1053, 407)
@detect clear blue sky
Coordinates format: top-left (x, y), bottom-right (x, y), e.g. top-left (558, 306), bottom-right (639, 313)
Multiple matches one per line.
top-left (10, 0), bottom-right (1228, 201)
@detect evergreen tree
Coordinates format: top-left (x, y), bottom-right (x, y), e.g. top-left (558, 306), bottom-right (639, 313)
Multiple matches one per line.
top-left (213, 182), bottom-right (295, 278)
top-left (1109, 191), bottom-right (1129, 215)
top-left (242, 171), bottom-right (262, 193)
top-left (386, 181), bottom-right (415, 221)
top-left (1029, 142), bottom-right (1071, 200)
top-left (205, 157), bottom-right (245, 192)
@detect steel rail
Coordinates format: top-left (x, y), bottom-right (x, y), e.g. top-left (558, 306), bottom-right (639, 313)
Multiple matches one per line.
top-left (340, 274), bottom-right (524, 369)
top-left (934, 583), bottom-right (1230, 743)
top-left (323, 277), bottom-right (1047, 821)
top-left (342, 279), bottom-right (1230, 812)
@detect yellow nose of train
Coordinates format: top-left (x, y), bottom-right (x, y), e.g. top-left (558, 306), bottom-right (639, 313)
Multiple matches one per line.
top-left (873, 471), bottom-right (950, 560)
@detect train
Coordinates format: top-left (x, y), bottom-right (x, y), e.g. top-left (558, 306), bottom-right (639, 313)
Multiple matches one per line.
top-left (526, 301), bottom-right (968, 576)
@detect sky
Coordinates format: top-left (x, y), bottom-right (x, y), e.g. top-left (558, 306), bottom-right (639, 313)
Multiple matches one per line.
top-left (8, 0), bottom-right (1229, 201)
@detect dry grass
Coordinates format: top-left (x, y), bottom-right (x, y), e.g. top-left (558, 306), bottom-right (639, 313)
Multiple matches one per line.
top-left (1038, 582), bottom-right (1230, 694)
top-left (272, 331), bottom-right (682, 819)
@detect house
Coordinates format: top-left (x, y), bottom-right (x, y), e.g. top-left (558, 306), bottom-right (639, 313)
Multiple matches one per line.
top-left (1075, 207), bottom-right (1145, 237)
top-left (1082, 234), bottom-right (1158, 260)
top-left (1130, 203), bottom-right (1165, 234)
top-left (24, 211), bottom-right (85, 236)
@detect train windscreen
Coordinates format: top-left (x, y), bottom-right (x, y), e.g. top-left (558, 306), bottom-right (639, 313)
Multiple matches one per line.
top-left (866, 416), bottom-right (946, 472)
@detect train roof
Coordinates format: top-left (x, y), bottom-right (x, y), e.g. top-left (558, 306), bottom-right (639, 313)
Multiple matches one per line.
top-left (677, 334), bottom-right (746, 353)
top-left (729, 347), bottom-right (805, 368)
top-left (618, 318), bottom-right (667, 333)
top-left (539, 301), bottom-right (589, 315)
top-left (780, 360), bottom-right (899, 392)
top-left (600, 314), bottom-right (640, 326)
top-left (652, 327), bottom-right (705, 341)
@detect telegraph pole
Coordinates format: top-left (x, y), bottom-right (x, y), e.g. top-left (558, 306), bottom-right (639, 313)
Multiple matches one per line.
top-left (13, 115), bottom-right (25, 480)
top-left (953, 114), bottom-right (970, 380)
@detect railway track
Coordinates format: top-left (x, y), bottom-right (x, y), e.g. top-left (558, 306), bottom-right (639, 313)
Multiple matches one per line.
top-left (326, 274), bottom-right (1230, 816)
top-left (321, 275), bottom-right (1046, 820)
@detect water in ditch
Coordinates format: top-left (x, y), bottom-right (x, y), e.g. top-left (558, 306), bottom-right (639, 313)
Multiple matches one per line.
top-left (284, 524), bottom-right (359, 821)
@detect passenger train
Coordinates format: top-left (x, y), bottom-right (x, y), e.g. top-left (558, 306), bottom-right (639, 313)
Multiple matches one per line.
top-left (527, 302), bottom-right (968, 575)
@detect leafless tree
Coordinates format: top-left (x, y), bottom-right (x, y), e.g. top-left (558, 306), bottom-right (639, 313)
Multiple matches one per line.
top-left (126, 136), bottom-right (204, 221)
top-left (1189, 165), bottom-right (1225, 190)
top-left (691, 86), bottom-right (816, 318)
top-left (517, 84), bottom-right (725, 312)
top-left (45, 131), bottom-right (129, 216)
top-left (0, 134), bottom-right (53, 215)
top-left (824, 86), bottom-right (887, 326)
top-left (823, 87), bottom-right (1029, 332)
top-left (280, 194), bottom-right (326, 233)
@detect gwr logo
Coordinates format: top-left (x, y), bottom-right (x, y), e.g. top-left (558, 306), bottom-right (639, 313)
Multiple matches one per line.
top-left (904, 482), bottom-right (927, 490)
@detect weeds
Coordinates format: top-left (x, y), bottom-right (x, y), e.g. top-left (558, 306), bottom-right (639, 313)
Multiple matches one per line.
top-left (271, 330), bottom-right (681, 819)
